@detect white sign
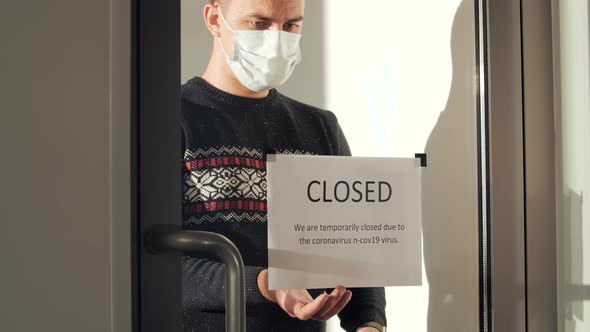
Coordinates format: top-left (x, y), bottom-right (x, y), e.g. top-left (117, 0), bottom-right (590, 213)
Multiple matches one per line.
top-left (267, 155), bottom-right (423, 290)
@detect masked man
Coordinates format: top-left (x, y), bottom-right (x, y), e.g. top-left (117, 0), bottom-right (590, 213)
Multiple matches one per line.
top-left (181, 1), bottom-right (387, 331)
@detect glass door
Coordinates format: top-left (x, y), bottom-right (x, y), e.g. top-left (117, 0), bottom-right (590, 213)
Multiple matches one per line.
top-left (135, 0), bottom-right (492, 331)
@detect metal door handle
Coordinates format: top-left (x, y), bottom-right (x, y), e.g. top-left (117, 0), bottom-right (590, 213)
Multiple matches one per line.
top-left (145, 226), bottom-right (246, 332)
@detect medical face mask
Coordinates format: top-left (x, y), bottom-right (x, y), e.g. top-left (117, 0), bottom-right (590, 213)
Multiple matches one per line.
top-left (216, 7), bottom-right (302, 92)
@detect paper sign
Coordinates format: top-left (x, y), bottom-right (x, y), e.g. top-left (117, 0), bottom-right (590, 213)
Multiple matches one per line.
top-left (267, 155), bottom-right (423, 290)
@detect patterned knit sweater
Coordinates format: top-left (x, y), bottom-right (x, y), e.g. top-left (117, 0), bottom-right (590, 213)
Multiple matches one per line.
top-left (181, 76), bottom-right (386, 332)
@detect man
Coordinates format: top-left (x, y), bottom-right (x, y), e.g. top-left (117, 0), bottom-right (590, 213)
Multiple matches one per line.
top-left (181, 0), bottom-right (387, 331)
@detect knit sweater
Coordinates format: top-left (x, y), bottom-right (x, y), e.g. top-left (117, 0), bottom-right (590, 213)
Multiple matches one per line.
top-left (181, 76), bottom-right (386, 332)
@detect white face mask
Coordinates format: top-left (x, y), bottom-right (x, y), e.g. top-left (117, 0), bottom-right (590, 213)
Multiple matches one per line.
top-left (216, 7), bottom-right (302, 93)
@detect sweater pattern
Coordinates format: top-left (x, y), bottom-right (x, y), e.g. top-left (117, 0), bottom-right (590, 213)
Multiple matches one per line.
top-left (183, 146), bottom-right (313, 226)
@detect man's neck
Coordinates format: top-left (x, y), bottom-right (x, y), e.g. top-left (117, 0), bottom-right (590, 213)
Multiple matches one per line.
top-left (201, 55), bottom-right (270, 99)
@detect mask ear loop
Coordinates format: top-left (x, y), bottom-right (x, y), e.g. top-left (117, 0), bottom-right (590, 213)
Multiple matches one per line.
top-left (215, 6), bottom-right (234, 61)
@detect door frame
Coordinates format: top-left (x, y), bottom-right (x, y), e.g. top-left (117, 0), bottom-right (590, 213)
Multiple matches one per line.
top-left (132, 0), bottom-right (183, 331)
top-left (487, 0), bottom-right (557, 331)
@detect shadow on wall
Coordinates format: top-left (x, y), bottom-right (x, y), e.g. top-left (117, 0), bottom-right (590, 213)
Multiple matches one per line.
top-left (422, 0), bottom-right (480, 331)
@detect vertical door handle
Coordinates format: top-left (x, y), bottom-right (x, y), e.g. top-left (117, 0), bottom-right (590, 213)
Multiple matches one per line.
top-left (145, 226), bottom-right (246, 332)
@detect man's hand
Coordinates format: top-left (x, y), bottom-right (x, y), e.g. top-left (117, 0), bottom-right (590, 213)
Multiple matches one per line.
top-left (257, 269), bottom-right (352, 320)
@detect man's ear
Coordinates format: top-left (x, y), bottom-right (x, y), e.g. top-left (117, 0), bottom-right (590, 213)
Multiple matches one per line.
top-left (203, 3), bottom-right (222, 38)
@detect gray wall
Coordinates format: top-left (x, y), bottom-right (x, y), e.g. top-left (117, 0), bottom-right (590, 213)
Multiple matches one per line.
top-left (0, 0), bottom-right (131, 331)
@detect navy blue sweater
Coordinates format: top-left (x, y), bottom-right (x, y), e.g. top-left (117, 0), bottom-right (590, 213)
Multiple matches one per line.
top-left (181, 76), bottom-right (386, 332)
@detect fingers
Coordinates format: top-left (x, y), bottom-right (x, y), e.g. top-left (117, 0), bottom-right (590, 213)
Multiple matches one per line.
top-left (292, 292), bottom-right (329, 321)
top-left (314, 289), bottom-right (352, 320)
top-left (278, 287), bottom-right (353, 321)
top-left (312, 286), bottom-right (346, 319)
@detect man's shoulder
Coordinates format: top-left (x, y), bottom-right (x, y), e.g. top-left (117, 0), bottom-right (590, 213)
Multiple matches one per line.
top-left (277, 92), bottom-right (338, 123)
top-left (181, 78), bottom-right (204, 106)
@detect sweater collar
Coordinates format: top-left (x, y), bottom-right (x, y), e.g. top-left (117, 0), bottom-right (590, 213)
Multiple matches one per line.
top-left (186, 76), bottom-right (280, 107)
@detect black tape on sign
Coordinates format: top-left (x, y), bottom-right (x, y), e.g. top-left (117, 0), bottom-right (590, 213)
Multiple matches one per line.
top-left (415, 153), bottom-right (427, 167)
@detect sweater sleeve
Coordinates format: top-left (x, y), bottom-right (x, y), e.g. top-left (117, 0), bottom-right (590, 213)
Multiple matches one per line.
top-left (332, 115), bottom-right (388, 331)
top-left (335, 117), bottom-right (352, 157)
top-left (181, 255), bottom-right (270, 314)
top-left (338, 287), bottom-right (387, 332)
